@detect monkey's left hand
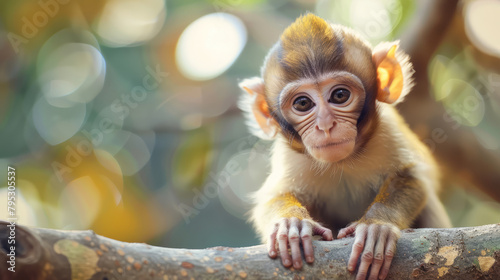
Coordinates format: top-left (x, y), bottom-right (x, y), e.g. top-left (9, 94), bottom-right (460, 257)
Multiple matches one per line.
top-left (337, 222), bottom-right (400, 280)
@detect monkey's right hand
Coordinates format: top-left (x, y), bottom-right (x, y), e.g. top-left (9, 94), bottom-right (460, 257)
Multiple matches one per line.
top-left (268, 217), bottom-right (333, 269)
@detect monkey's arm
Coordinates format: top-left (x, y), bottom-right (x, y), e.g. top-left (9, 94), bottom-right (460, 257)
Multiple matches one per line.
top-left (252, 190), bottom-right (333, 270)
top-left (338, 167), bottom-right (427, 280)
top-left (361, 168), bottom-right (427, 228)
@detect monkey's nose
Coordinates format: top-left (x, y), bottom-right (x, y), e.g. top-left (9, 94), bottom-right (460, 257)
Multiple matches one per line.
top-left (316, 120), bottom-right (335, 137)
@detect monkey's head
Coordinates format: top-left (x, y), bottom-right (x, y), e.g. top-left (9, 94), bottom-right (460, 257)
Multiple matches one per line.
top-left (239, 13), bottom-right (413, 163)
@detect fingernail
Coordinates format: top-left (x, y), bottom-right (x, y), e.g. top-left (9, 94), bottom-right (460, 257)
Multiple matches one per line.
top-left (348, 265), bottom-right (354, 271)
top-left (270, 250), bottom-right (276, 257)
top-left (294, 261), bottom-right (301, 268)
top-left (284, 259), bottom-right (291, 266)
top-left (306, 256), bottom-right (314, 263)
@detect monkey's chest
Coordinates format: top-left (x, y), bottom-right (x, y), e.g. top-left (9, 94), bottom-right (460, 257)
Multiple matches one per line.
top-left (298, 175), bottom-right (382, 229)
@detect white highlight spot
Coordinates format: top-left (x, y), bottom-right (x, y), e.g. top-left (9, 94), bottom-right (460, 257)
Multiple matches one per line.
top-left (176, 13), bottom-right (247, 81)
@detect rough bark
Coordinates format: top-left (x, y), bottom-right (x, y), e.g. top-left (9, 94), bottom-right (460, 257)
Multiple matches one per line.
top-left (1, 221), bottom-right (499, 280)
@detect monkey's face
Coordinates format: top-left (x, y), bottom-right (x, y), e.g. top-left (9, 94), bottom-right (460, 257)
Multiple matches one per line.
top-left (280, 71), bottom-right (366, 163)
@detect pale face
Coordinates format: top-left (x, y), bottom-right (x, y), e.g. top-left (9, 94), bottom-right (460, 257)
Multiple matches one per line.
top-left (280, 71), bottom-right (366, 163)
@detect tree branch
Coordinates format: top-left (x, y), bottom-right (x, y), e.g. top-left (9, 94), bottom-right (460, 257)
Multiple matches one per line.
top-left (400, 0), bottom-right (460, 81)
top-left (396, 0), bottom-right (500, 202)
top-left (1, 221), bottom-right (499, 279)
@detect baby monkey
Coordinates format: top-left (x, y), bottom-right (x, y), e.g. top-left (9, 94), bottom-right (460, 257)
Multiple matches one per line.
top-left (239, 14), bottom-right (451, 280)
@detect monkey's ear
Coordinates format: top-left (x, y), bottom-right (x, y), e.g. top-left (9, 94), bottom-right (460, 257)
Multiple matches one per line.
top-left (372, 42), bottom-right (414, 104)
top-left (238, 77), bottom-right (278, 140)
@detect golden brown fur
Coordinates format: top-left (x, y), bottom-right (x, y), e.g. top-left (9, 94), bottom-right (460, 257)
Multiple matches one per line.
top-left (238, 13), bottom-right (451, 280)
top-left (249, 104), bottom-right (450, 238)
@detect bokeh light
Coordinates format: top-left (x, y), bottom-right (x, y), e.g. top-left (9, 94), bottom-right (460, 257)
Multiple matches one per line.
top-left (39, 43), bottom-right (105, 107)
top-left (36, 30), bottom-right (106, 108)
top-left (175, 13), bottom-right (247, 81)
top-left (441, 79), bottom-right (485, 127)
top-left (316, 0), bottom-right (404, 43)
top-left (171, 129), bottom-right (212, 191)
top-left (0, 182), bottom-right (37, 225)
top-left (218, 147), bottom-right (269, 219)
top-left (94, 130), bottom-right (154, 176)
top-left (473, 126), bottom-right (500, 150)
top-left (465, 0), bottom-right (500, 57)
top-left (58, 176), bottom-right (102, 229)
top-left (96, 0), bottom-right (166, 47)
top-left (429, 55), bottom-right (462, 101)
top-left (32, 96), bottom-right (87, 145)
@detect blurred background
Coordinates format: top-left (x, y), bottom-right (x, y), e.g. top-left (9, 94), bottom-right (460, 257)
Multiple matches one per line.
top-left (1, 0), bottom-right (500, 249)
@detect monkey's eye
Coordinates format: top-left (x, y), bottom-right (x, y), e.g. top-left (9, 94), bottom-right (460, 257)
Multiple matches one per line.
top-left (292, 96), bottom-right (314, 112)
top-left (329, 88), bottom-right (351, 104)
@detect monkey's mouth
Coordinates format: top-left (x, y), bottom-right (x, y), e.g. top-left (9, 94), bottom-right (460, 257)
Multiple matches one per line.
top-left (313, 139), bottom-right (353, 149)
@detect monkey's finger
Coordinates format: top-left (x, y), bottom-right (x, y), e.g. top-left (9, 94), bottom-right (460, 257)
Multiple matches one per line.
top-left (268, 222), bottom-right (280, 258)
top-left (379, 231), bottom-right (398, 280)
top-left (313, 223), bottom-right (334, 241)
top-left (368, 225), bottom-right (389, 280)
top-left (301, 220), bottom-right (314, 263)
top-left (355, 224), bottom-right (378, 280)
top-left (277, 219), bottom-right (292, 267)
top-left (288, 218), bottom-right (302, 269)
top-left (338, 223), bottom-right (357, 239)
top-left (348, 223), bottom-right (367, 272)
